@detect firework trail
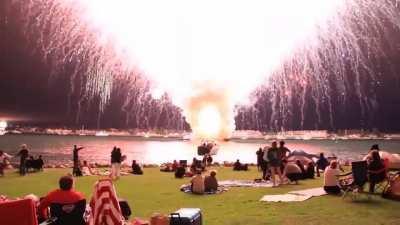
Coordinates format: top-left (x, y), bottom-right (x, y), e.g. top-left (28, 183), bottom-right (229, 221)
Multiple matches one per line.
top-left (2, 0), bottom-right (400, 135)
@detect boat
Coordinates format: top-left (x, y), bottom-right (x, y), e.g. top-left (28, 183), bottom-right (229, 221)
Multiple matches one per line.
top-left (95, 131), bottom-right (110, 137)
top-left (197, 140), bottom-right (219, 155)
top-left (0, 120), bottom-right (7, 135)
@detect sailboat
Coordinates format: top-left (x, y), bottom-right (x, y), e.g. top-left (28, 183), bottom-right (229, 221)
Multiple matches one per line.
top-left (0, 121), bottom-right (7, 135)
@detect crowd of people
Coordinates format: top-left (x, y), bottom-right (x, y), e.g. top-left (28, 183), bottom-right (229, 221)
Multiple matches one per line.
top-left (72, 145), bottom-right (145, 178)
top-left (0, 140), bottom-right (394, 198)
top-left (0, 140), bottom-right (397, 225)
top-left (0, 144), bottom-right (44, 176)
top-left (255, 141), bottom-right (317, 187)
top-left (322, 144), bottom-right (388, 195)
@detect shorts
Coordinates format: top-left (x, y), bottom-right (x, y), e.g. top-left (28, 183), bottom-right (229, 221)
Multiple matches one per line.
top-left (269, 159), bottom-right (282, 168)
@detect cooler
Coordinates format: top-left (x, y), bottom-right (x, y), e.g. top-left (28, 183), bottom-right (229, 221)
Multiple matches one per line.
top-left (169, 208), bottom-right (202, 225)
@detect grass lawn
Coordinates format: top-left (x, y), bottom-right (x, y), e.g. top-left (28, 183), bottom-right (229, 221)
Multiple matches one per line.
top-left (1, 167), bottom-right (400, 225)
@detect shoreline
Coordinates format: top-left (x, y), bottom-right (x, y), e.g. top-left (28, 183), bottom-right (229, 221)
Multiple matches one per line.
top-left (2, 133), bottom-right (400, 141)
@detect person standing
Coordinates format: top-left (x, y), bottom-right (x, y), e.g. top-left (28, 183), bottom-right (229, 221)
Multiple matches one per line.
top-left (17, 144), bottom-right (29, 176)
top-left (261, 146), bottom-right (270, 180)
top-left (316, 153), bottom-right (329, 177)
top-left (278, 141), bottom-right (291, 173)
top-left (72, 145), bottom-right (84, 176)
top-left (278, 141), bottom-right (291, 160)
top-left (111, 147), bottom-right (122, 180)
top-left (266, 141), bottom-right (283, 187)
top-left (256, 147), bottom-right (263, 171)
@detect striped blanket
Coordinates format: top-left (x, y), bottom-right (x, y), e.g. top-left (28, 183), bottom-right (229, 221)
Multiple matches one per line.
top-left (89, 179), bottom-right (124, 225)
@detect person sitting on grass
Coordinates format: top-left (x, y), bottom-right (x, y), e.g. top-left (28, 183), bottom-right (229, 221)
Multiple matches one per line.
top-left (172, 160), bottom-right (179, 171)
top-left (191, 170), bottom-right (205, 194)
top-left (323, 160), bottom-right (341, 195)
top-left (0, 150), bottom-right (11, 176)
top-left (190, 157), bottom-right (203, 173)
top-left (38, 175), bottom-right (85, 220)
top-left (305, 161), bottom-right (315, 179)
top-left (282, 160), bottom-right (302, 184)
top-left (233, 159), bottom-right (248, 171)
top-left (316, 153), bottom-right (329, 177)
top-left (81, 160), bottom-right (93, 176)
top-left (37, 155), bottom-right (44, 171)
top-left (204, 170), bottom-right (219, 192)
top-left (175, 163), bottom-right (186, 178)
top-left (131, 160), bottom-right (144, 175)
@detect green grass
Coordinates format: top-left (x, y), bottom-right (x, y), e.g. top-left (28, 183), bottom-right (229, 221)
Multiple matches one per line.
top-left (1, 167), bottom-right (400, 225)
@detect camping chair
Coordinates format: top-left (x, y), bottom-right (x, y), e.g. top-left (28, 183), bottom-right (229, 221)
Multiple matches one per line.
top-left (0, 199), bottom-right (38, 225)
top-left (48, 199), bottom-right (86, 225)
top-left (88, 178), bottom-right (126, 225)
top-left (338, 161), bottom-right (369, 200)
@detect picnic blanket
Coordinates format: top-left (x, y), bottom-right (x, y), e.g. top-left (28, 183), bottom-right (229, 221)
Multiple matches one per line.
top-left (218, 180), bottom-right (273, 188)
top-left (260, 187), bottom-right (327, 202)
top-left (180, 184), bottom-right (228, 195)
top-left (180, 179), bottom-right (273, 195)
top-left (260, 194), bottom-right (312, 202)
top-left (288, 187), bottom-right (327, 197)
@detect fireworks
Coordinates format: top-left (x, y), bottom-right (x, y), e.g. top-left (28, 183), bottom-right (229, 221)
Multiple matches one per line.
top-left (3, 0), bottom-right (400, 136)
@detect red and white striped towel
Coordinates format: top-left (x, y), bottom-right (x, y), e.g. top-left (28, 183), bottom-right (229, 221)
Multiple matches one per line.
top-left (89, 179), bottom-right (124, 225)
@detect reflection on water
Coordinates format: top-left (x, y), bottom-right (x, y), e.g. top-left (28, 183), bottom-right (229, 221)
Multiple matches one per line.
top-left (0, 135), bottom-right (400, 164)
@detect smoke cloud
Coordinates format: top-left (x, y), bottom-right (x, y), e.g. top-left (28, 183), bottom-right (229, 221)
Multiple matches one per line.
top-left (184, 84), bottom-right (235, 140)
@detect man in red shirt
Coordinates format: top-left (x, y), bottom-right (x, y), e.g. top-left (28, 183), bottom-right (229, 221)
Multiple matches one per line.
top-left (38, 175), bottom-right (85, 219)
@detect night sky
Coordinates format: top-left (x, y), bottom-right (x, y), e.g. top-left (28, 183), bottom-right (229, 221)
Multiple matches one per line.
top-left (1, 0), bottom-right (400, 132)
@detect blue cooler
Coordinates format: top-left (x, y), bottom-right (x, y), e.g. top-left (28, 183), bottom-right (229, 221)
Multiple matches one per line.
top-left (169, 208), bottom-right (202, 225)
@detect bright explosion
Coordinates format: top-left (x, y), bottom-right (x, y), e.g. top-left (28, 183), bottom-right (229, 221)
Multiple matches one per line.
top-left (78, 0), bottom-right (344, 139)
top-left (18, 0), bottom-right (350, 139)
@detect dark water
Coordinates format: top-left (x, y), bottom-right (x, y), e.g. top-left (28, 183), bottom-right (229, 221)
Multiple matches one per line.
top-left (0, 134), bottom-right (400, 165)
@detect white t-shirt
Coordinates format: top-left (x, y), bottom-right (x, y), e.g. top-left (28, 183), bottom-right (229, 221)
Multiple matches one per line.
top-left (191, 175), bottom-right (205, 194)
top-left (324, 167), bottom-right (340, 186)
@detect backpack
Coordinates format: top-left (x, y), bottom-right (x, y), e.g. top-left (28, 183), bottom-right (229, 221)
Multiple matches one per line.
top-left (382, 172), bottom-right (400, 201)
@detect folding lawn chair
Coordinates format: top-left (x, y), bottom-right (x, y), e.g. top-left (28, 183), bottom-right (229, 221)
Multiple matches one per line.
top-left (48, 199), bottom-right (87, 225)
top-left (338, 161), bottom-right (370, 200)
top-left (88, 178), bottom-right (130, 225)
